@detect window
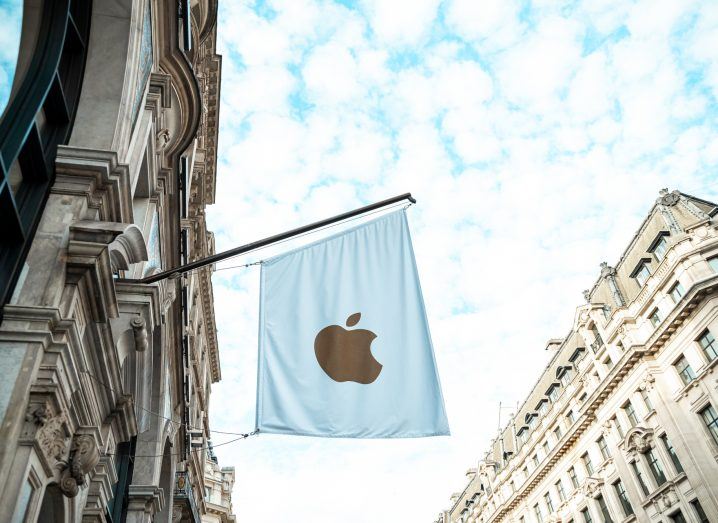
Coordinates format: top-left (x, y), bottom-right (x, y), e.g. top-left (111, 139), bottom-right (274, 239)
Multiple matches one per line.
top-left (544, 492), bottom-right (554, 513)
top-left (560, 368), bottom-right (573, 386)
top-left (613, 415), bottom-right (624, 438)
top-left (709, 256), bottom-right (718, 272)
top-left (534, 503), bottom-right (544, 523)
top-left (556, 479), bottom-right (566, 502)
top-left (646, 449), bottom-right (667, 486)
top-left (548, 385), bottom-right (559, 403)
top-left (640, 388), bottom-right (653, 412)
top-left (613, 480), bottom-right (634, 516)
top-left (698, 330), bottom-right (717, 362)
top-left (596, 494), bottom-right (614, 523)
top-left (660, 434), bottom-right (683, 474)
top-left (528, 414), bottom-right (537, 429)
top-left (691, 499), bottom-right (709, 523)
top-left (518, 428), bottom-right (528, 446)
top-left (669, 510), bottom-right (687, 523)
top-left (581, 508), bottom-right (593, 523)
top-left (571, 347), bottom-right (587, 364)
top-left (204, 486), bottom-right (211, 499)
top-left (543, 441), bottom-right (550, 456)
top-left (675, 355), bottom-right (696, 386)
top-left (519, 517), bottom-right (525, 523)
top-left (700, 404), bottom-right (718, 445)
top-left (597, 436), bottom-right (611, 460)
top-left (623, 401), bottom-right (638, 427)
top-left (567, 410), bottom-right (577, 424)
top-left (582, 452), bottom-right (594, 476)
top-left (634, 263), bottom-right (651, 287)
top-left (533, 454), bottom-right (540, 467)
top-left (649, 308), bottom-right (663, 327)
top-left (523, 466), bottom-right (529, 479)
top-left (538, 401), bottom-right (548, 416)
top-left (554, 425), bottom-right (563, 442)
top-left (631, 461), bottom-right (650, 496)
top-left (569, 466), bottom-right (580, 488)
top-left (669, 282), bottom-right (685, 302)
top-left (652, 236), bottom-right (668, 262)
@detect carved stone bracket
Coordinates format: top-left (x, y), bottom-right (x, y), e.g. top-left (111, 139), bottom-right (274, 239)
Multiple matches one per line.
top-left (638, 372), bottom-right (655, 392)
top-left (67, 220), bottom-right (148, 322)
top-left (582, 477), bottom-right (604, 498)
top-left (624, 426), bottom-right (654, 455)
top-left (59, 434), bottom-right (101, 498)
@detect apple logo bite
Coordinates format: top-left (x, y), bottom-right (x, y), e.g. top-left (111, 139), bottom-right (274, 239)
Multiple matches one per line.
top-left (314, 312), bottom-right (382, 384)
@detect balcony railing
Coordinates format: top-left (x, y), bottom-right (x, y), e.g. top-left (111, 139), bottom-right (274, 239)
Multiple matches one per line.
top-left (590, 333), bottom-right (604, 353)
top-left (174, 471), bottom-right (201, 522)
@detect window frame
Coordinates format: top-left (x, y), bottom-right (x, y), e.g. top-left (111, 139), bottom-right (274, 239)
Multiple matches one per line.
top-left (674, 355), bottom-right (697, 386)
top-left (698, 330), bottom-right (718, 363)
top-left (631, 260), bottom-right (652, 287)
top-left (668, 281), bottom-right (685, 303)
top-left (630, 460), bottom-right (650, 497)
top-left (649, 233), bottom-right (669, 262)
top-left (597, 436), bottom-right (611, 461)
top-left (699, 404), bottom-right (718, 446)
top-left (613, 479), bottom-right (634, 517)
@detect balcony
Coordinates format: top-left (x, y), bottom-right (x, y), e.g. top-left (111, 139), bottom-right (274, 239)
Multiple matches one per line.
top-left (173, 471), bottom-right (201, 522)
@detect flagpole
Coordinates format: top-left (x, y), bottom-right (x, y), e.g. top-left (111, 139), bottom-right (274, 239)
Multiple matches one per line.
top-left (118, 192), bottom-right (416, 285)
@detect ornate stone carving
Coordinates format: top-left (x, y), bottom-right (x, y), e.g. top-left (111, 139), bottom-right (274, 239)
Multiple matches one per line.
top-left (583, 289), bottom-right (591, 302)
top-left (59, 434), bottom-right (100, 498)
top-left (638, 373), bottom-right (655, 392)
top-left (658, 188), bottom-right (680, 207)
top-left (600, 262), bottom-right (625, 307)
top-left (156, 128), bottom-right (171, 150)
top-left (624, 426), bottom-right (654, 454)
top-left (582, 477), bottom-right (604, 498)
top-left (653, 485), bottom-right (679, 513)
top-left (601, 420), bottom-right (613, 439)
top-left (35, 410), bottom-right (70, 462)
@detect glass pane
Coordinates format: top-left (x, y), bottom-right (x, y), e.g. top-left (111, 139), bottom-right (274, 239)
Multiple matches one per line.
top-left (0, 0), bottom-right (23, 118)
top-left (7, 157), bottom-right (22, 195)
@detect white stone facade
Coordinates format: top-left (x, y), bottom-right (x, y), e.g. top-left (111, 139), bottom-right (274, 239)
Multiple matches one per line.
top-left (440, 191), bottom-right (718, 523)
top-left (200, 449), bottom-right (236, 523)
top-left (0, 1), bottom-right (227, 522)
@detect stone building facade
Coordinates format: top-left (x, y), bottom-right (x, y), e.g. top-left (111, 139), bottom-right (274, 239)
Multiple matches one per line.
top-left (200, 446), bottom-right (236, 523)
top-left (439, 190), bottom-right (718, 523)
top-left (0, 1), bottom-right (234, 522)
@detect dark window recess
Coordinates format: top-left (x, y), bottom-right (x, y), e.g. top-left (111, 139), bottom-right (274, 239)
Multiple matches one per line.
top-left (106, 437), bottom-right (136, 522)
top-left (0, 0), bottom-right (92, 319)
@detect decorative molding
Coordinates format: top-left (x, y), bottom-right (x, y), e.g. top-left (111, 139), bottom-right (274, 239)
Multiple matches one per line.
top-left (53, 146), bottom-right (133, 224)
top-left (582, 477), bottom-right (604, 498)
top-left (624, 426), bottom-right (654, 455)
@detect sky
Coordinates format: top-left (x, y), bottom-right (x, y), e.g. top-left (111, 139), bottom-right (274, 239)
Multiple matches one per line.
top-left (0, 0), bottom-right (22, 118)
top-left (203, 0), bottom-right (718, 521)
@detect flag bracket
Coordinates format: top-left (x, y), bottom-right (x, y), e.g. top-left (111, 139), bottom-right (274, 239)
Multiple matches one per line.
top-left (117, 192), bottom-right (416, 285)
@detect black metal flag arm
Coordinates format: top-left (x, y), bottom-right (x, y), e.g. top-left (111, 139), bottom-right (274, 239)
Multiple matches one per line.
top-left (118, 193), bottom-right (416, 285)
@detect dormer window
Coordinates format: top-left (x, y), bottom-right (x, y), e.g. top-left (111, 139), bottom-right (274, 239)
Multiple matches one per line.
top-left (517, 426), bottom-right (528, 445)
top-left (547, 384), bottom-right (559, 403)
top-left (527, 413), bottom-right (537, 429)
top-left (537, 400), bottom-right (548, 416)
top-left (569, 347), bottom-right (586, 364)
top-left (649, 232), bottom-right (669, 262)
top-left (631, 260), bottom-right (652, 287)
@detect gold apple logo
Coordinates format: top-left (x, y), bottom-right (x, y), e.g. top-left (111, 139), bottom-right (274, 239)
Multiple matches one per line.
top-left (314, 312), bottom-right (382, 384)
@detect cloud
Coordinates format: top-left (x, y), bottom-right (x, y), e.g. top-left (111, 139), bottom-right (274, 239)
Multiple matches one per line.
top-left (208, 0), bottom-right (718, 521)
